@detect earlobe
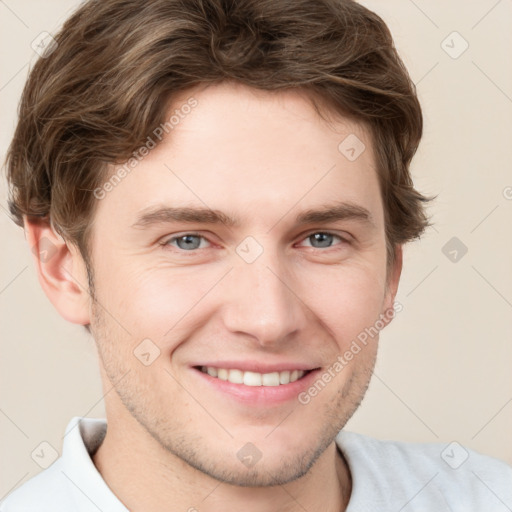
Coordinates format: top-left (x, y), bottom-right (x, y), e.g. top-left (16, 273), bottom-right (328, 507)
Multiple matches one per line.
top-left (24, 217), bottom-right (91, 325)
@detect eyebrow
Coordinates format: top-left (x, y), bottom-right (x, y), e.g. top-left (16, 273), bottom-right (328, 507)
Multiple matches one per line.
top-left (131, 201), bottom-right (374, 230)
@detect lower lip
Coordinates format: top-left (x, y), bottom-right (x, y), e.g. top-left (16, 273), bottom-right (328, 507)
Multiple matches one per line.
top-left (192, 368), bottom-right (321, 406)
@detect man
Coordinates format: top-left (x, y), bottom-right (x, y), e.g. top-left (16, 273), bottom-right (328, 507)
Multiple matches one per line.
top-left (1, 0), bottom-right (511, 510)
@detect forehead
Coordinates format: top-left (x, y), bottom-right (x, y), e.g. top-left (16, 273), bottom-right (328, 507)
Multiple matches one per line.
top-left (95, 81), bottom-right (383, 232)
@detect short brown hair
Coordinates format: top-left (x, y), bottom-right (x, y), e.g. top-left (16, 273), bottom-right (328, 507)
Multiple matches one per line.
top-left (5, 0), bottom-right (430, 266)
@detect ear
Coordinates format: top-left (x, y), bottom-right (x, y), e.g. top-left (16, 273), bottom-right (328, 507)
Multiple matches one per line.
top-left (381, 244), bottom-right (403, 322)
top-left (24, 217), bottom-right (91, 325)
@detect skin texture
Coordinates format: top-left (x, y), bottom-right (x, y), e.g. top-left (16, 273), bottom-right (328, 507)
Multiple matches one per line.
top-left (26, 81), bottom-right (402, 512)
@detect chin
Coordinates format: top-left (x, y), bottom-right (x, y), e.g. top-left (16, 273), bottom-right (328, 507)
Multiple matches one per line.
top-left (181, 444), bottom-right (323, 488)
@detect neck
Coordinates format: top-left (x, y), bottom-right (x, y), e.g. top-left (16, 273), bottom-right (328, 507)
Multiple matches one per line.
top-left (92, 409), bottom-right (352, 512)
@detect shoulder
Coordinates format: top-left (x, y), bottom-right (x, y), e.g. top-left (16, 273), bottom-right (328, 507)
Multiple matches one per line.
top-left (0, 459), bottom-right (73, 512)
top-left (0, 416), bottom-right (115, 512)
top-left (336, 430), bottom-right (512, 511)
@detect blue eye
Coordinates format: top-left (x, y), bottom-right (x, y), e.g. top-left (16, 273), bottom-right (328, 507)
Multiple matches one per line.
top-left (302, 232), bottom-right (343, 249)
top-left (162, 231), bottom-right (347, 253)
top-left (166, 234), bottom-right (208, 251)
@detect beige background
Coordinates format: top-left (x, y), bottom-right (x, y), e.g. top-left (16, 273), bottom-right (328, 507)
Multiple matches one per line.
top-left (1, 0), bottom-right (511, 499)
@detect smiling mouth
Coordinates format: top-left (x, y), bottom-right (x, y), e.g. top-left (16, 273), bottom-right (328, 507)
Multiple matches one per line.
top-left (197, 366), bottom-right (313, 386)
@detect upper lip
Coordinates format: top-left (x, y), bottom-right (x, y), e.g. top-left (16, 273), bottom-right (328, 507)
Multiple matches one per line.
top-left (192, 361), bottom-right (320, 373)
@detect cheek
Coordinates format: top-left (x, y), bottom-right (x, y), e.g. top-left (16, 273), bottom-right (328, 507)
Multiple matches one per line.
top-left (297, 262), bottom-right (387, 344)
top-left (92, 238), bottom-right (388, 355)
top-left (102, 261), bottom-right (223, 341)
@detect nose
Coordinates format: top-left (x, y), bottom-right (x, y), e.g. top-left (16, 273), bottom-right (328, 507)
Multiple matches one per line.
top-left (219, 244), bottom-right (307, 348)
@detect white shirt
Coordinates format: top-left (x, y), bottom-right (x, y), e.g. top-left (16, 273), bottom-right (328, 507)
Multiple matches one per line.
top-left (1, 416), bottom-right (511, 511)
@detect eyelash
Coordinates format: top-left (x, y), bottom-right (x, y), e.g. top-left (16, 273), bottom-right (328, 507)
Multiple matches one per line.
top-left (161, 231), bottom-right (350, 253)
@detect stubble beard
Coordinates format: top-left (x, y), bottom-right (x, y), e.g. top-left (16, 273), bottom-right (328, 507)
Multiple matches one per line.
top-left (88, 278), bottom-right (376, 488)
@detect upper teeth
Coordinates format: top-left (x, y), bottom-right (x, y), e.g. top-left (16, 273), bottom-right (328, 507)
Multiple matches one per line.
top-left (201, 367), bottom-right (305, 386)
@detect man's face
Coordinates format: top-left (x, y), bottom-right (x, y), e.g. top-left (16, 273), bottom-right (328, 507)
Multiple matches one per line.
top-left (87, 81), bottom-right (400, 485)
